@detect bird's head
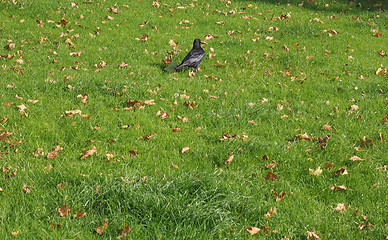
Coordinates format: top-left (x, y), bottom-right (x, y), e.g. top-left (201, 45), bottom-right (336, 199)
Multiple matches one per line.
top-left (193, 39), bottom-right (201, 48)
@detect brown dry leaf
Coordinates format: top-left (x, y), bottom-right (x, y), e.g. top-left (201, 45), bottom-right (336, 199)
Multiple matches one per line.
top-left (322, 124), bottom-right (334, 131)
top-left (33, 148), bottom-right (44, 157)
top-left (181, 146), bottom-right (190, 153)
top-left (49, 224), bottom-right (60, 229)
top-left (307, 231), bottom-right (320, 239)
top-left (331, 203), bottom-right (350, 213)
top-left (349, 156), bottom-right (366, 161)
top-left (63, 109), bottom-right (82, 117)
top-left (23, 184), bottom-right (31, 193)
top-left (57, 182), bottom-right (67, 190)
top-left (27, 99), bottom-right (39, 104)
top-left (171, 164), bottom-right (179, 168)
top-left (171, 128), bottom-right (181, 132)
top-left (265, 161), bottom-right (276, 169)
top-left (335, 167), bottom-right (348, 175)
top-left (224, 155), bottom-right (234, 165)
top-left (77, 93), bottom-right (88, 104)
top-left (54, 145), bottom-right (63, 151)
top-left (75, 211), bottom-right (86, 218)
top-left (348, 104), bottom-right (359, 114)
top-left (17, 104), bottom-right (28, 112)
top-left (119, 62), bottom-right (128, 68)
top-left (248, 120), bottom-right (256, 125)
top-left (69, 51), bottom-right (81, 57)
top-left (81, 146), bottom-right (97, 160)
top-left (105, 153), bottom-right (114, 161)
top-left (357, 222), bottom-right (372, 230)
top-left (169, 39), bottom-right (178, 47)
top-left (376, 67), bottom-right (387, 76)
top-left (273, 190), bottom-right (287, 202)
top-left (144, 99), bottom-right (155, 105)
top-left (96, 219), bottom-right (108, 235)
top-left (128, 150), bottom-right (138, 157)
top-left (309, 166), bottom-right (323, 176)
top-left (47, 151), bottom-right (59, 159)
top-left (121, 125), bottom-right (131, 129)
top-left (118, 225), bottom-right (132, 239)
top-left (357, 136), bottom-right (373, 148)
top-left (294, 133), bottom-right (314, 141)
top-left (205, 34), bottom-right (218, 41)
top-left (11, 231), bottom-right (19, 237)
top-left (264, 207), bottom-right (277, 218)
top-left (108, 7), bottom-right (122, 14)
top-left (282, 45), bottom-right (289, 51)
top-left (246, 226), bottom-right (261, 235)
top-left (329, 184), bottom-right (350, 191)
top-left (264, 171), bottom-right (278, 180)
top-left (189, 71), bottom-right (195, 77)
top-left (58, 204), bottom-right (70, 217)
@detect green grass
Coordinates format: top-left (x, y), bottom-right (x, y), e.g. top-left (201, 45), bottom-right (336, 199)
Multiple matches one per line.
top-left (0, 0), bottom-right (387, 239)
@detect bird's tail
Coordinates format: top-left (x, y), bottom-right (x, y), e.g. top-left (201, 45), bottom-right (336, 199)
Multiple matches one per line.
top-left (164, 61), bottom-right (178, 72)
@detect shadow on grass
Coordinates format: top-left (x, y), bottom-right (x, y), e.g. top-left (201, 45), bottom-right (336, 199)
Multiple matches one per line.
top-left (235, 0), bottom-right (386, 13)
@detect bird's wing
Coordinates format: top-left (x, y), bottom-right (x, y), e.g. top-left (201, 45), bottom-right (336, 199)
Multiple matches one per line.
top-left (179, 49), bottom-right (205, 67)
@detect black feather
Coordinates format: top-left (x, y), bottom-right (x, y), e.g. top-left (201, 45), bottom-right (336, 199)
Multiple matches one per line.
top-left (175, 39), bottom-right (205, 71)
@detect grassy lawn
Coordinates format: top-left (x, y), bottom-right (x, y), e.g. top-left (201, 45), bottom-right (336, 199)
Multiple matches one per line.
top-left (0, 0), bottom-right (387, 239)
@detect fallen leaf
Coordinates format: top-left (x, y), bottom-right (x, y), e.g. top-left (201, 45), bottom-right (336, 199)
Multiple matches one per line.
top-left (246, 226), bottom-right (261, 235)
top-left (169, 39), bottom-right (178, 47)
top-left (69, 51), bottom-right (81, 56)
top-left (348, 105), bottom-right (359, 114)
top-left (17, 104), bottom-right (28, 112)
top-left (329, 184), bottom-right (350, 191)
top-left (335, 167), bottom-right (348, 175)
top-left (75, 211), bottom-right (86, 218)
top-left (23, 184), bottom-right (31, 193)
top-left (81, 146), bottom-right (97, 159)
top-left (331, 203), bottom-right (350, 213)
top-left (349, 156), bottom-right (366, 161)
top-left (357, 136), bottom-right (373, 148)
top-left (357, 222), bottom-right (372, 230)
top-left (309, 166), bottom-right (323, 176)
top-left (117, 225), bottom-right (132, 239)
top-left (57, 182), bottom-right (67, 190)
top-left (307, 231), bottom-right (320, 239)
top-left (11, 231), bottom-right (19, 237)
top-left (47, 151), bottom-right (59, 159)
top-left (322, 124), bottom-right (334, 131)
top-left (27, 99), bottom-right (39, 104)
top-left (119, 62), bottom-right (128, 68)
top-left (273, 190), bottom-right (287, 201)
top-left (294, 133), bottom-right (314, 141)
top-left (105, 153), bottom-right (114, 161)
top-left (181, 146), bottom-right (190, 153)
top-left (58, 204), bottom-right (70, 217)
top-left (265, 161), bottom-right (276, 169)
top-left (128, 150), bottom-right (138, 157)
top-left (264, 171), bottom-right (278, 180)
top-left (33, 148), bottom-right (43, 157)
top-left (264, 207), bottom-right (277, 218)
top-left (171, 164), bottom-right (179, 168)
top-left (224, 155), bottom-right (234, 165)
top-left (49, 224), bottom-right (60, 229)
top-left (96, 219), bottom-right (108, 235)
top-left (171, 128), bottom-right (181, 132)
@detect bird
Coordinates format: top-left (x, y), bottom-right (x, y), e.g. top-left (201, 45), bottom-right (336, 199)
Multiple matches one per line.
top-left (166, 39), bottom-right (205, 72)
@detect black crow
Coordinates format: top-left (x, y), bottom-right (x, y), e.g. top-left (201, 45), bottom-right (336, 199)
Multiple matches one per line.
top-left (175, 39), bottom-right (205, 71)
